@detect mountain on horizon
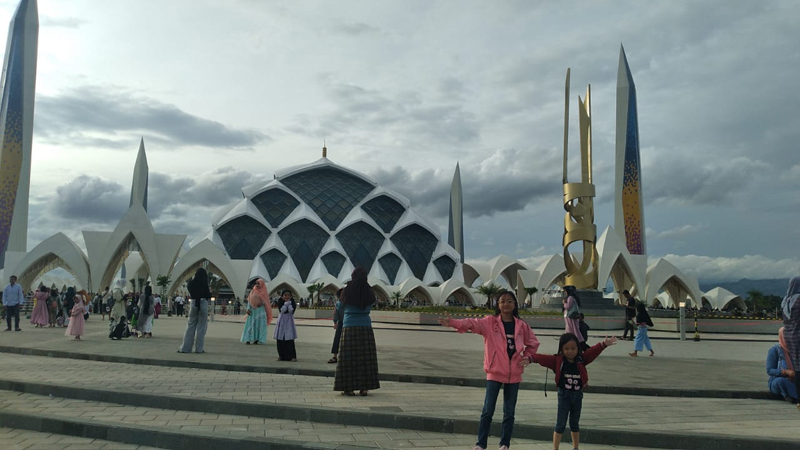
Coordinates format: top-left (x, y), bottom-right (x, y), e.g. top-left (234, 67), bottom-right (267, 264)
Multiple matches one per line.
top-left (699, 278), bottom-right (789, 298)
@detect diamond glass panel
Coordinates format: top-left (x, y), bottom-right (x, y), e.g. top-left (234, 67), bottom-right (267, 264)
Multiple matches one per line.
top-left (278, 219), bottom-right (330, 282)
top-left (321, 251), bottom-right (346, 277)
top-left (361, 195), bottom-right (405, 233)
top-left (379, 253), bottom-right (402, 285)
top-left (281, 167), bottom-right (375, 231)
top-left (390, 224), bottom-right (438, 280)
top-left (433, 255), bottom-right (456, 280)
top-left (251, 189), bottom-right (300, 228)
top-left (336, 222), bottom-right (385, 274)
top-left (260, 249), bottom-right (287, 279)
top-left (216, 216), bottom-right (271, 260)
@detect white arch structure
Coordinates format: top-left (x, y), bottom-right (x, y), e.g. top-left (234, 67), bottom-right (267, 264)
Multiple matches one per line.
top-left (596, 227), bottom-right (646, 297)
top-left (167, 239), bottom-right (251, 300)
top-left (14, 233), bottom-right (90, 292)
top-left (645, 258), bottom-right (701, 308)
top-left (702, 287), bottom-right (747, 311)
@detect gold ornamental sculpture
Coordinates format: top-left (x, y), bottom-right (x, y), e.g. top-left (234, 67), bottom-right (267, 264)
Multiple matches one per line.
top-left (562, 68), bottom-right (598, 290)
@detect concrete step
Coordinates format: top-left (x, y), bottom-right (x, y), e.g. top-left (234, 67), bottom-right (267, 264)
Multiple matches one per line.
top-left (0, 391), bottom-right (644, 450)
top-left (0, 426), bottom-right (159, 450)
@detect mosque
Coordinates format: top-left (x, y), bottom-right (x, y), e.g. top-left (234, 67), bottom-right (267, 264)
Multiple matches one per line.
top-left (0, 1), bottom-right (747, 312)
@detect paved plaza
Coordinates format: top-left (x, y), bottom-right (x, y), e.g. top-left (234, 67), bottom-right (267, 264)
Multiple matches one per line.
top-left (0, 315), bottom-right (795, 449)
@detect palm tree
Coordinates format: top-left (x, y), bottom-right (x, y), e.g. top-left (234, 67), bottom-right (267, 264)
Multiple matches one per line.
top-left (156, 274), bottom-right (172, 297)
top-left (476, 282), bottom-right (502, 309)
top-left (391, 291), bottom-right (403, 307)
top-left (523, 286), bottom-right (538, 308)
top-left (307, 282), bottom-right (324, 306)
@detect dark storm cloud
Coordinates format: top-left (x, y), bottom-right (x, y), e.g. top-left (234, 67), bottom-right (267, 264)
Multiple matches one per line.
top-left (35, 86), bottom-right (270, 150)
top-left (371, 147), bottom-right (562, 219)
top-left (51, 176), bottom-right (128, 222)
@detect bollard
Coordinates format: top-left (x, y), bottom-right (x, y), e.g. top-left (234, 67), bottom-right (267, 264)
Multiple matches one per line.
top-left (210, 297), bottom-right (215, 323)
top-left (679, 302), bottom-right (686, 341)
top-left (693, 308), bottom-right (701, 341)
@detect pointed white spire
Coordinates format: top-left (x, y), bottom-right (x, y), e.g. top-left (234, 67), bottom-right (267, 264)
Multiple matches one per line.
top-left (448, 162), bottom-right (464, 263)
top-left (130, 137), bottom-right (149, 211)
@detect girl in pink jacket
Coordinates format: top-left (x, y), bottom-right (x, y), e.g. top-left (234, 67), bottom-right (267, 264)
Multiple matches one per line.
top-left (438, 291), bottom-right (540, 450)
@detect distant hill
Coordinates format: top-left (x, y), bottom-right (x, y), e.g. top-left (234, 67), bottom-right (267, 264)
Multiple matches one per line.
top-left (699, 279), bottom-right (789, 298)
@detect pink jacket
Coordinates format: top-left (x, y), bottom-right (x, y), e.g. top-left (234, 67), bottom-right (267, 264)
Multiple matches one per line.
top-left (450, 315), bottom-right (540, 384)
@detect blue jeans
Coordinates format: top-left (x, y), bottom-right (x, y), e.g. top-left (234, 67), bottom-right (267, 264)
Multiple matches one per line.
top-left (476, 380), bottom-right (519, 449)
top-left (634, 325), bottom-right (652, 352)
top-left (555, 388), bottom-right (583, 433)
top-left (179, 300), bottom-right (208, 353)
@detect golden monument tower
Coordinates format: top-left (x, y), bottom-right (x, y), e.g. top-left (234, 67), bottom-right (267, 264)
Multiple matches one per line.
top-left (562, 68), bottom-right (599, 289)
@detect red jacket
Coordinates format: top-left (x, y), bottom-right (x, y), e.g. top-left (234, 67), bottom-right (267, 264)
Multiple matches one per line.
top-left (531, 342), bottom-right (608, 389)
top-left (450, 315), bottom-right (540, 384)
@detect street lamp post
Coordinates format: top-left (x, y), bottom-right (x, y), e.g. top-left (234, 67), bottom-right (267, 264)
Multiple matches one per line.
top-left (210, 297), bottom-right (215, 322)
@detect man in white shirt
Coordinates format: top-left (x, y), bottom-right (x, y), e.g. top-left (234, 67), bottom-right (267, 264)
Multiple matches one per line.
top-left (175, 295), bottom-right (185, 317)
top-left (3, 275), bottom-right (24, 331)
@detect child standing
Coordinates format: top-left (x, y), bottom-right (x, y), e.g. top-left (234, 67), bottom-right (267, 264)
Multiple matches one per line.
top-left (531, 333), bottom-right (616, 450)
top-left (438, 291), bottom-right (540, 450)
top-left (65, 294), bottom-right (86, 340)
top-left (629, 303), bottom-right (654, 357)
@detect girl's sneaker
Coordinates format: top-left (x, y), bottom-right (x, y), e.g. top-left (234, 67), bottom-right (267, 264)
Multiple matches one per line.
top-left (499, 446), bottom-right (509, 450)
top-left (472, 446), bottom-right (484, 450)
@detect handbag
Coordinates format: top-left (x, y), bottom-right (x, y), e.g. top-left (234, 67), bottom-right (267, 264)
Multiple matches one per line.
top-left (567, 301), bottom-right (581, 319)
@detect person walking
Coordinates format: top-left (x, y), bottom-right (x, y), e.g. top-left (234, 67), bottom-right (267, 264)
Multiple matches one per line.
top-left (241, 278), bottom-right (271, 345)
top-left (438, 290), bottom-right (540, 450)
top-left (109, 280), bottom-right (126, 323)
top-left (178, 268), bottom-right (211, 354)
top-left (328, 288), bottom-right (344, 364)
top-left (175, 294), bottom-right (185, 317)
top-left (621, 290), bottom-right (637, 341)
top-left (65, 293), bottom-right (86, 340)
top-left (62, 287), bottom-right (75, 328)
top-left (629, 303), bottom-right (655, 357)
top-left (30, 287), bottom-right (50, 328)
top-left (562, 286), bottom-right (584, 346)
top-left (48, 289), bottom-right (59, 327)
top-left (136, 286), bottom-right (155, 338)
top-left (531, 333), bottom-right (617, 450)
top-left (3, 275), bottom-right (24, 331)
top-left (781, 276), bottom-right (800, 410)
top-left (334, 267), bottom-right (381, 396)
top-left (274, 290), bottom-right (298, 361)
top-left (153, 294), bottom-right (162, 319)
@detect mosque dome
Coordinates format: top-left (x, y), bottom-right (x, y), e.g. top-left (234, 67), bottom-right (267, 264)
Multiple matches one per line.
top-left (206, 157), bottom-right (463, 287)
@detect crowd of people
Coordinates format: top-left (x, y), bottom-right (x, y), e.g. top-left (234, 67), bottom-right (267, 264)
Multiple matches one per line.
top-left (4, 271), bottom-right (800, 449)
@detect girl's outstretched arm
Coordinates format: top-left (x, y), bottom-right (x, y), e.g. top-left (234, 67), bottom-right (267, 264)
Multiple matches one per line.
top-left (583, 336), bottom-right (617, 364)
top-left (439, 313), bottom-right (491, 335)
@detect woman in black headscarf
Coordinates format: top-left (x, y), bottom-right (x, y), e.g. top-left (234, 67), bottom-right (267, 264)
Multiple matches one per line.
top-left (178, 268), bottom-right (212, 353)
top-left (136, 285), bottom-right (155, 338)
top-left (333, 267), bottom-right (380, 396)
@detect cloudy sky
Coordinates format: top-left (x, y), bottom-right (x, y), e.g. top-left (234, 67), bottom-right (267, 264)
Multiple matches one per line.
top-left (6, 0), bottom-right (800, 284)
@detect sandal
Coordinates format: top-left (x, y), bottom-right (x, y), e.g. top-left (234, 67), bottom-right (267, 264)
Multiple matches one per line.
top-left (359, 390), bottom-right (368, 396)
top-left (327, 357), bottom-right (338, 364)
top-left (341, 391), bottom-right (355, 396)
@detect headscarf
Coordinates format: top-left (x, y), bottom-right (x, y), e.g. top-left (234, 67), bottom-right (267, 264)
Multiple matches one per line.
top-left (141, 285), bottom-right (153, 315)
top-left (636, 303), bottom-right (654, 327)
top-left (248, 278), bottom-right (272, 323)
top-left (779, 327), bottom-right (794, 371)
top-left (65, 287), bottom-right (76, 309)
top-left (781, 276), bottom-right (800, 320)
top-left (563, 285), bottom-right (581, 307)
top-left (342, 267), bottom-right (376, 309)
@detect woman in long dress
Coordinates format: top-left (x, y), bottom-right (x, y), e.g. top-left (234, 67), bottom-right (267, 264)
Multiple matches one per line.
top-left (274, 290), bottom-right (298, 361)
top-left (109, 279), bottom-right (127, 323)
top-left (137, 285), bottom-right (155, 338)
top-left (30, 287), bottom-right (50, 327)
top-left (562, 285), bottom-right (584, 345)
top-left (241, 278), bottom-right (271, 345)
top-left (65, 294), bottom-right (86, 340)
top-left (334, 267), bottom-right (380, 396)
top-left (781, 276), bottom-right (800, 410)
